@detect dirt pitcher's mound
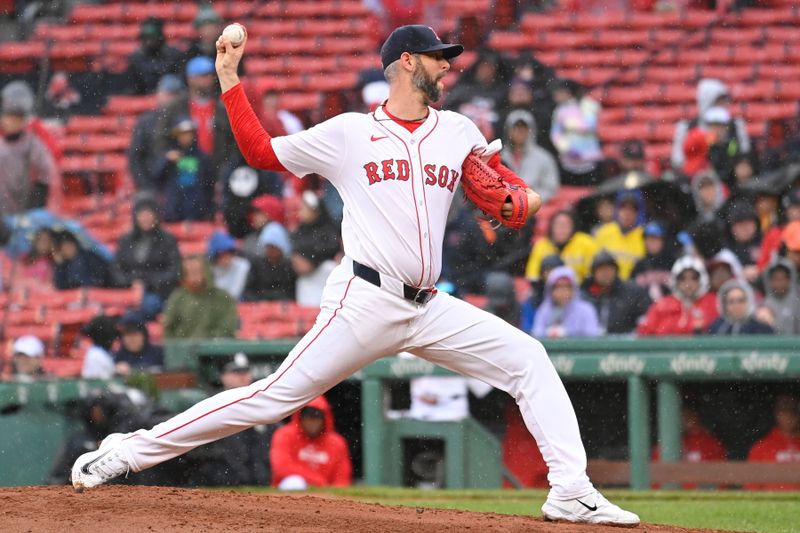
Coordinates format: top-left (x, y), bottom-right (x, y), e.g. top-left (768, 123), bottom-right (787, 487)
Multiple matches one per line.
top-left (1, 486), bottom-right (727, 533)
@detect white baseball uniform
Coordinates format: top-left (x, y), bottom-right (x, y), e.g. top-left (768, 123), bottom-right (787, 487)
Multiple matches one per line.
top-left (115, 85), bottom-right (594, 500)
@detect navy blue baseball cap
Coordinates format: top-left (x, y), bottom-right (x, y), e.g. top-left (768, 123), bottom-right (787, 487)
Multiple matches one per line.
top-left (380, 25), bottom-right (463, 69)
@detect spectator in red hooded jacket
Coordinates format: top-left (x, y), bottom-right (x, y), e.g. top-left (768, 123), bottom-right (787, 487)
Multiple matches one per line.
top-left (270, 395), bottom-right (352, 489)
top-left (638, 255), bottom-right (718, 336)
top-left (747, 395), bottom-right (800, 491)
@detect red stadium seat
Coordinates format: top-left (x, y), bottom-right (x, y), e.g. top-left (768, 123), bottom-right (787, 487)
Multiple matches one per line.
top-left (104, 95), bottom-right (158, 116)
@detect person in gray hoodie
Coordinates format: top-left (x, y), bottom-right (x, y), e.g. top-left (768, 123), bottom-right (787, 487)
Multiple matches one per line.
top-left (690, 170), bottom-right (726, 224)
top-left (759, 259), bottom-right (800, 335)
top-left (708, 279), bottom-right (772, 335)
top-left (671, 78), bottom-right (750, 171)
top-left (501, 109), bottom-right (560, 204)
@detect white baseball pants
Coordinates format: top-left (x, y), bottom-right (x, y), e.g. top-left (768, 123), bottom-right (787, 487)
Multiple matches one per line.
top-left (119, 258), bottom-right (594, 500)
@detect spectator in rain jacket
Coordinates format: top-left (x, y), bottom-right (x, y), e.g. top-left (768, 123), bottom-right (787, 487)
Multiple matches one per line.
top-left (127, 18), bottom-right (185, 95)
top-left (163, 255), bottom-right (238, 339)
top-left (638, 256), bottom-right (718, 336)
top-left (113, 311), bottom-right (164, 376)
top-left (671, 78), bottom-right (750, 171)
top-left (594, 189), bottom-right (646, 280)
top-left (128, 74), bottom-right (184, 191)
top-left (532, 266), bottom-right (601, 338)
top-left (581, 251), bottom-right (650, 335)
top-left (758, 259), bottom-right (800, 335)
top-left (549, 79), bottom-right (602, 186)
top-left (270, 395), bottom-right (352, 489)
top-left (52, 230), bottom-right (110, 289)
top-left (631, 221), bottom-right (675, 302)
top-left (290, 191), bottom-right (340, 306)
top-left (708, 279), bottom-right (772, 335)
top-left (207, 231), bottom-right (251, 301)
top-left (501, 109), bottom-right (559, 204)
top-left (112, 197), bottom-right (182, 319)
top-left (525, 210), bottom-right (598, 283)
top-left (244, 221), bottom-right (296, 301)
top-left (153, 117), bottom-right (215, 222)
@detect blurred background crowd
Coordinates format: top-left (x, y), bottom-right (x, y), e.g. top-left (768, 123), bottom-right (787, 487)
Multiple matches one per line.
top-left (1, 0), bottom-right (799, 489)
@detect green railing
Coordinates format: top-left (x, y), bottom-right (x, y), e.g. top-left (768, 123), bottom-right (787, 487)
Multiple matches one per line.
top-left (169, 336), bottom-right (800, 489)
top-left (3, 336), bottom-right (799, 487)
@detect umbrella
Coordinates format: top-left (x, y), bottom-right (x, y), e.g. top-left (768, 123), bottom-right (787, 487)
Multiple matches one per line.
top-left (1, 209), bottom-right (112, 260)
top-left (574, 171), bottom-right (696, 236)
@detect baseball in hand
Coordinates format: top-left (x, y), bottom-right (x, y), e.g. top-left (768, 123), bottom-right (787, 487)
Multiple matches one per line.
top-left (222, 23), bottom-right (246, 48)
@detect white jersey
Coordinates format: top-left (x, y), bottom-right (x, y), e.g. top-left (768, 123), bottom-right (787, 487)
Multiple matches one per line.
top-left (272, 105), bottom-right (487, 288)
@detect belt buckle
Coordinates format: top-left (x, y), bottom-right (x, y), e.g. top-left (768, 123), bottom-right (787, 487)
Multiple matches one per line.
top-left (413, 288), bottom-right (434, 305)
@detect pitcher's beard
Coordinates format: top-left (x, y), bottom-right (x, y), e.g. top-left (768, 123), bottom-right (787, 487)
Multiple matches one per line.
top-left (413, 62), bottom-right (442, 104)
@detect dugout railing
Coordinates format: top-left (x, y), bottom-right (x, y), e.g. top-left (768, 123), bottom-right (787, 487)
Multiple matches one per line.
top-left (3, 336), bottom-right (800, 487)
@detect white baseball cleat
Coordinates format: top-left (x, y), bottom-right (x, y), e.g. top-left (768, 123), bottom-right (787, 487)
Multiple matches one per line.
top-left (71, 433), bottom-right (130, 492)
top-left (541, 490), bottom-right (640, 527)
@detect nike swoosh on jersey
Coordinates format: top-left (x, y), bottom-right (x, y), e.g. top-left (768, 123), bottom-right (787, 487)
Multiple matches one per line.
top-left (370, 135), bottom-right (388, 142)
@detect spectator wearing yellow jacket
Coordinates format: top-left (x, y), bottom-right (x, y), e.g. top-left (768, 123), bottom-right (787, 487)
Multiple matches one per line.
top-left (594, 190), bottom-right (646, 280)
top-left (525, 210), bottom-right (598, 283)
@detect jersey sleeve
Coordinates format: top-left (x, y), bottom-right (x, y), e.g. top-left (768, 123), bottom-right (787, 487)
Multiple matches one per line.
top-left (271, 114), bottom-right (348, 182)
top-left (221, 83), bottom-right (286, 171)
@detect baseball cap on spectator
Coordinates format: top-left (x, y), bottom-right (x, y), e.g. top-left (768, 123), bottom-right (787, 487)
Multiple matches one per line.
top-left (186, 56), bottom-right (215, 77)
top-left (591, 250), bottom-right (618, 272)
top-left (193, 6), bottom-right (222, 28)
top-left (207, 231), bottom-right (237, 260)
top-left (133, 195), bottom-right (159, 216)
top-left (1, 80), bottom-right (35, 116)
top-left (782, 221), bottom-right (800, 251)
top-left (728, 202), bottom-right (758, 225)
top-left (171, 117), bottom-right (197, 135)
top-left (540, 254), bottom-right (565, 274)
top-left (703, 106), bottom-right (731, 125)
top-left (251, 194), bottom-right (285, 225)
top-left (118, 310), bottom-right (147, 334)
top-left (13, 335), bottom-right (45, 358)
top-left (140, 17), bottom-right (164, 39)
top-left (257, 222), bottom-right (292, 257)
top-left (157, 74), bottom-right (184, 94)
top-left (300, 406), bottom-right (325, 419)
top-left (644, 221), bottom-right (665, 238)
top-left (223, 352), bottom-right (250, 373)
top-left (621, 140), bottom-right (645, 161)
top-left (362, 81), bottom-right (389, 109)
top-left (301, 190), bottom-right (320, 210)
top-left (506, 109), bottom-right (535, 129)
top-left (380, 25), bottom-right (463, 69)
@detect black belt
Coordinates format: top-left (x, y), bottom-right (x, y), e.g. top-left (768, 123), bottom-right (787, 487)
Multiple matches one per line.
top-left (353, 260), bottom-right (437, 305)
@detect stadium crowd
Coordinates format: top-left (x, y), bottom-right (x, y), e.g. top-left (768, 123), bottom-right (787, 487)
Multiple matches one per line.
top-left (1, 0), bottom-right (799, 488)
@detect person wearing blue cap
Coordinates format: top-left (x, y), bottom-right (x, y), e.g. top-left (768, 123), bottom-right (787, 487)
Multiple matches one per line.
top-left (631, 221), bottom-right (676, 302)
top-left (594, 189), bottom-right (647, 280)
top-left (128, 17), bottom-right (184, 95)
top-left (129, 74), bottom-right (185, 191)
top-left (156, 56), bottom-right (238, 194)
top-left (207, 231), bottom-right (251, 301)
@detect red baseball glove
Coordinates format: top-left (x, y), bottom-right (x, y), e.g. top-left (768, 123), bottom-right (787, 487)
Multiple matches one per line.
top-left (460, 153), bottom-right (528, 230)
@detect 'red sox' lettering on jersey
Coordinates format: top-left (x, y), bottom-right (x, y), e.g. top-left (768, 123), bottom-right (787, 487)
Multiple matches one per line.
top-left (271, 105), bottom-right (485, 288)
top-left (363, 159), bottom-right (458, 191)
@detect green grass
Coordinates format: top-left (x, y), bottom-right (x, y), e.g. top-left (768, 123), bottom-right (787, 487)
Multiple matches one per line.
top-left (241, 487), bottom-right (800, 533)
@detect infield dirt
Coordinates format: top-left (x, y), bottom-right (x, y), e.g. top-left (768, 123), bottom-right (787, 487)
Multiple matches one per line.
top-left (0, 486), bottom-right (733, 532)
